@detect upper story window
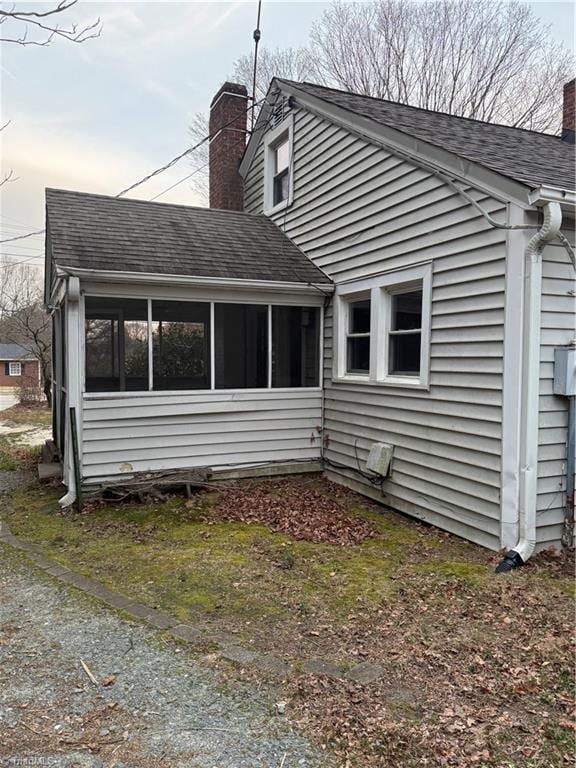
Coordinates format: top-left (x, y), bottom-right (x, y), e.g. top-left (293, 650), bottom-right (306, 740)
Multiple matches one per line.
top-left (273, 138), bottom-right (290, 206)
top-left (264, 115), bottom-right (294, 215)
top-left (334, 263), bottom-right (432, 388)
top-left (8, 362), bottom-right (22, 376)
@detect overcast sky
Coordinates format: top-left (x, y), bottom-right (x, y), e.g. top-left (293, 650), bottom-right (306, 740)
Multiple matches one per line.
top-left (0, 0), bottom-right (574, 269)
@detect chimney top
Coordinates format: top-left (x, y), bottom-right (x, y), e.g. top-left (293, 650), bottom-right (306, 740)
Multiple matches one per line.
top-left (210, 81), bottom-right (248, 108)
top-left (561, 78), bottom-right (575, 144)
top-left (209, 82), bottom-right (248, 211)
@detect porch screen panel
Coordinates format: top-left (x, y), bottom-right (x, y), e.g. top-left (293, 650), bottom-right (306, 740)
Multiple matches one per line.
top-left (85, 297), bottom-right (148, 392)
top-left (214, 303), bottom-right (268, 389)
top-left (152, 300), bottom-right (210, 390)
top-left (272, 306), bottom-right (320, 387)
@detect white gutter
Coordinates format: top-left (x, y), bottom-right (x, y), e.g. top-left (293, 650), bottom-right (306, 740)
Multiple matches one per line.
top-left (528, 185), bottom-right (576, 209)
top-left (55, 266), bottom-right (333, 295)
top-left (496, 202), bottom-right (563, 572)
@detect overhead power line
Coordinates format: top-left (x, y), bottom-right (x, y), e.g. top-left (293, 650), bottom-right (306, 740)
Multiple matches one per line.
top-left (2, 94), bottom-right (269, 246)
top-left (149, 161), bottom-right (210, 202)
top-left (0, 228), bottom-right (45, 244)
top-left (116, 95), bottom-right (266, 198)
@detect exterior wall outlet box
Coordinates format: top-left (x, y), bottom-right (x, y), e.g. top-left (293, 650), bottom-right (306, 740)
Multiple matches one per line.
top-left (366, 442), bottom-right (394, 476)
top-left (553, 347), bottom-right (576, 396)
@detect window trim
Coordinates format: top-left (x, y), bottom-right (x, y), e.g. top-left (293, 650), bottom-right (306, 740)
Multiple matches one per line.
top-left (82, 294), bottom-right (323, 396)
top-left (263, 115), bottom-right (294, 216)
top-left (333, 263), bottom-right (432, 389)
top-left (8, 361), bottom-right (22, 376)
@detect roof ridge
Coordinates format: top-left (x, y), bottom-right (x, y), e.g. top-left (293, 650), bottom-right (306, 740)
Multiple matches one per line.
top-left (277, 78), bottom-right (563, 140)
top-left (45, 188), bottom-right (271, 221)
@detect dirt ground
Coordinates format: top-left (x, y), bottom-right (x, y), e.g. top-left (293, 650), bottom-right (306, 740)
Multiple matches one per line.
top-left (4, 474), bottom-right (575, 767)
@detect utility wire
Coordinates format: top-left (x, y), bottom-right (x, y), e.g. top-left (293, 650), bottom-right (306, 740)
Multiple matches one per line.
top-left (117, 96), bottom-right (266, 199)
top-left (3, 95), bottom-right (269, 244)
top-left (149, 161), bottom-right (209, 202)
top-left (0, 228), bottom-right (44, 244)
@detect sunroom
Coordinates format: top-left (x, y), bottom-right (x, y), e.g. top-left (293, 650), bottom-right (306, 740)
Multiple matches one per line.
top-left (44, 189), bottom-right (332, 502)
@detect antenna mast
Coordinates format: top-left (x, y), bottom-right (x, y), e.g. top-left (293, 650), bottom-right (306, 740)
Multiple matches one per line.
top-left (251, 0), bottom-right (262, 131)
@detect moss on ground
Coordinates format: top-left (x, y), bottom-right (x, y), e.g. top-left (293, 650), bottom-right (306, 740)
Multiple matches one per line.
top-left (4, 477), bottom-right (574, 768)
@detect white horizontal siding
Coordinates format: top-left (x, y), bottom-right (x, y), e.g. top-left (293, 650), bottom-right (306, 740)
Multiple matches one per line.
top-left (82, 390), bottom-right (322, 481)
top-left (244, 107), bottom-right (508, 550)
top-left (536, 232), bottom-right (576, 549)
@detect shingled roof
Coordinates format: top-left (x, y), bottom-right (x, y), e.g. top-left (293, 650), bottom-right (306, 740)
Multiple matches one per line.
top-left (46, 189), bottom-right (331, 285)
top-left (0, 343), bottom-right (33, 360)
top-left (278, 80), bottom-right (576, 191)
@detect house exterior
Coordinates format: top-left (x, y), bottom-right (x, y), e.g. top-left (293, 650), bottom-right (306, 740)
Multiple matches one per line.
top-left (0, 343), bottom-right (40, 390)
top-left (45, 79), bottom-right (575, 567)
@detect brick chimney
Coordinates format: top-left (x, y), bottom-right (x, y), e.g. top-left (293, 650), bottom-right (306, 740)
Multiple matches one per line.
top-left (562, 78), bottom-right (575, 144)
top-left (209, 82), bottom-right (248, 210)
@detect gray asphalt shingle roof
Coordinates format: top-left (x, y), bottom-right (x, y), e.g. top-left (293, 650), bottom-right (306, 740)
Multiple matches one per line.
top-left (0, 343), bottom-right (33, 360)
top-left (46, 189), bottom-right (331, 285)
top-left (279, 80), bottom-right (576, 191)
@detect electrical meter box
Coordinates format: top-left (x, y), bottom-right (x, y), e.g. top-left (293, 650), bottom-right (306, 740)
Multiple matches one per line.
top-left (553, 347), bottom-right (576, 396)
top-left (366, 442), bottom-right (394, 477)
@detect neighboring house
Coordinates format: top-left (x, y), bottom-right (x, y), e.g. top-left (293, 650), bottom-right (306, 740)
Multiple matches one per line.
top-left (0, 343), bottom-right (39, 389)
top-left (45, 79), bottom-right (576, 569)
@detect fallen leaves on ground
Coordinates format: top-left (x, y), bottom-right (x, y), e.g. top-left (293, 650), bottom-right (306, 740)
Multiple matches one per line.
top-left (214, 477), bottom-right (376, 545)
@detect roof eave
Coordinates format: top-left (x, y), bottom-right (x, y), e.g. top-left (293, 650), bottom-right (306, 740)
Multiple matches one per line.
top-left (256, 80), bottom-right (546, 210)
top-left (55, 265), bottom-right (334, 295)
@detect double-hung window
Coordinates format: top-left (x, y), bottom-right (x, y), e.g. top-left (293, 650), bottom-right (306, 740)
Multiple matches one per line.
top-left (388, 289), bottom-right (423, 375)
top-left (264, 115), bottom-right (294, 214)
top-left (335, 264), bottom-right (431, 387)
top-left (273, 138), bottom-right (290, 206)
top-left (346, 297), bottom-right (371, 375)
top-left (8, 362), bottom-right (21, 376)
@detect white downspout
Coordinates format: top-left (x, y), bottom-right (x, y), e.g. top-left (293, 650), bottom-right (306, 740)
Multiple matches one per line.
top-left (496, 202), bottom-right (563, 572)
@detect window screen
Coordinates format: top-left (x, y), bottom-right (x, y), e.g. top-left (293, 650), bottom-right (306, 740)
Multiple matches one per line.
top-left (272, 306), bottom-right (320, 387)
top-left (215, 303), bottom-right (268, 389)
top-left (85, 297), bottom-right (148, 392)
top-left (152, 300), bottom-right (210, 390)
top-left (346, 298), bottom-right (371, 374)
top-left (388, 290), bottom-right (422, 375)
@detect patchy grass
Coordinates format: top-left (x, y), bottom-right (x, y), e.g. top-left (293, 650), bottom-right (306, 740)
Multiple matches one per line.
top-left (4, 477), bottom-right (575, 768)
top-left (1, 402), bottom-right (51, 428)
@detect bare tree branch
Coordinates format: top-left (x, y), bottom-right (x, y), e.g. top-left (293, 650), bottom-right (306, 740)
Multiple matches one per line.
top-left (0, 0), bottom-right (101, 47)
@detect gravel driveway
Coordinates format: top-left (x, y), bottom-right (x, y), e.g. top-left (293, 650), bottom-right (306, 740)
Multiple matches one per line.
top-left (0, 547), bottom-right (328, 768)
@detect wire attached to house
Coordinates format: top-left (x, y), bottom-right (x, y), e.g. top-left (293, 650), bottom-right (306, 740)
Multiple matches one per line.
top-left (116, 95), bottom-right (267, 199)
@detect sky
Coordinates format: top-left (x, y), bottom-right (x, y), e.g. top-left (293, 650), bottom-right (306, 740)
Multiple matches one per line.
top-left (0, 0), bottom-right (574, 270)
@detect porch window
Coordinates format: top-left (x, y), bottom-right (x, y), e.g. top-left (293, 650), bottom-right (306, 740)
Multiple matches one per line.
top-left (272, 306), bottom-right (320, 387)
top-left (84, 297), bottom-right (321, 393)
top-left (85, 297), bottom-right (148, 392)
top-left (8, 362), bottom-right (21, 376)
top-left (152, 300), bottom-right (210, 390)
top-left (215, 303), bottom-right (268, 389)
